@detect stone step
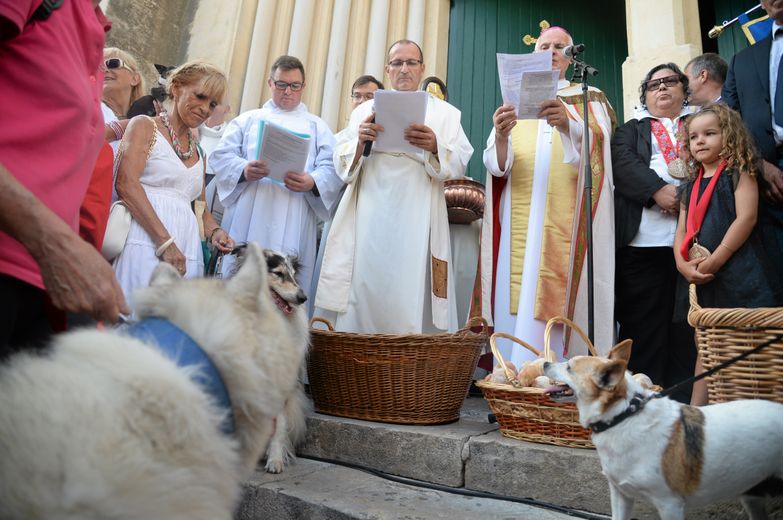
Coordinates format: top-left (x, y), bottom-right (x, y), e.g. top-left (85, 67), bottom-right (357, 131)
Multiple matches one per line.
top-left (237, 458), bottom-right (590, 520)
top-left (238, 397), bottom-right (782, 519)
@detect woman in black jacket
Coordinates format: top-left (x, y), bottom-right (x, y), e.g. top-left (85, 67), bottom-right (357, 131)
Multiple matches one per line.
top-left (611, 63), bottom-right (695, 403)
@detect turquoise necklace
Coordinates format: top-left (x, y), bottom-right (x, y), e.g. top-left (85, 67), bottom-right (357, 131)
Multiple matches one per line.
top-left (160, 110), bottom-right (195, 160)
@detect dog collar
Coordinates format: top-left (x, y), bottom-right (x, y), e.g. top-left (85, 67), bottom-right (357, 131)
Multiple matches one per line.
top-left (588, 393), bottom-right (647, 434)
top-left (125, 318), bottom-right (236, 436)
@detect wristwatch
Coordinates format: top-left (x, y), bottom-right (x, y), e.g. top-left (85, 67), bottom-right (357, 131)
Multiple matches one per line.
top-left (310, 183), bottom-right (320, 197)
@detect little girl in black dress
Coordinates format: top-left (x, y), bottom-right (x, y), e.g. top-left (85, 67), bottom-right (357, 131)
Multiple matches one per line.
top-left (674, 103), bottom-right (782, 405)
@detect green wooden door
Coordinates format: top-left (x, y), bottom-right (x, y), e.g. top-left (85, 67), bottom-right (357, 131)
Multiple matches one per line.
top-left (447, 0), bottom-right (627, 182)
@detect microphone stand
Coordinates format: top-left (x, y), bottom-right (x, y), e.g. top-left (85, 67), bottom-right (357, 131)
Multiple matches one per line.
top-left (570, 55), bottom-right (599, 345)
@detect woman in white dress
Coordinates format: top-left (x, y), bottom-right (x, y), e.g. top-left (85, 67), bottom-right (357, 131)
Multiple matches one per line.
top-left (113, 61), bottom-right (235, 302)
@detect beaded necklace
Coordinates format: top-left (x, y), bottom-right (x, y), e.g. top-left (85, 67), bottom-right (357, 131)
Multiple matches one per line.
top-left (160, 110), bottom-right (195, 160)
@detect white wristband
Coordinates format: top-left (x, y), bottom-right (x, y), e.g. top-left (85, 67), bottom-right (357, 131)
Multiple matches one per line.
top-left (155, 237), bottom-right (175, 257)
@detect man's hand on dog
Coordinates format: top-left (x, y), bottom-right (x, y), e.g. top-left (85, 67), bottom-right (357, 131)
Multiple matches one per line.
top-left (243, 160), bottom-right (269, 182)
top-left (283, 171), bottom-right (315, 192)
top-left (36, 229), bottom-right (129, 323)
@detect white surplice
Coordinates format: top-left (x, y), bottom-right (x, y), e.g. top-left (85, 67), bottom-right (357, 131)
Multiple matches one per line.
top-left (315, 95), bottom-right (473, 333)
top-left (480, 81), bottom-right (616, 366)
top-left (210, 101), bottom-right (343, 306)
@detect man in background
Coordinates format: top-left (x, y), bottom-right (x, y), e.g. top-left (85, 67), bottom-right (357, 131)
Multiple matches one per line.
top-left (684, 53), bottom-right (727, 106)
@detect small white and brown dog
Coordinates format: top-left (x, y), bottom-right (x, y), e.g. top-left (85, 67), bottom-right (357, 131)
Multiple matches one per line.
top-left (543, 341), bottom-right (783, 520)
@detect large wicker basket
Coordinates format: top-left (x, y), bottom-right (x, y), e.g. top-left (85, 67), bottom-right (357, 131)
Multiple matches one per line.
top-left (307, 317), bottom-right (487, 424)
top-left (477, 317), bottom-right (596, 449)
top-left (688, 284), bottom-right (783, 403)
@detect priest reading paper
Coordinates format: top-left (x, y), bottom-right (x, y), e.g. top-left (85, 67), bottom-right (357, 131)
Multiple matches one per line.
top-left (210, 55), bottom-right (342, 306)
top-left (477, 26), bottom-right (616, 366)
top-left (315, 40), bottom-right (474, 334)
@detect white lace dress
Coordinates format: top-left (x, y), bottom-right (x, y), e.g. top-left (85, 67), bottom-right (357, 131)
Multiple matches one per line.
top-left (113, 130), bottom-right (204, 303)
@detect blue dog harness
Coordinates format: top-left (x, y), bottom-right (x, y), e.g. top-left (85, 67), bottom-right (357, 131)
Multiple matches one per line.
top-left (125, 318), bottom-right (236, 435)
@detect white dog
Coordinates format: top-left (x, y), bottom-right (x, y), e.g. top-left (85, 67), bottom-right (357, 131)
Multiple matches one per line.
top-left (0, 243), bottom-right (307, 520)
top-left (543, 341), bottom-right (783, 520)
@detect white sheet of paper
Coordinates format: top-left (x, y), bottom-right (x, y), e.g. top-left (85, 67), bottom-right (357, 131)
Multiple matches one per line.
top-left (256, 120), bottom-right (311, 183)
top-left (372, 90), bottom-right (428, 154)
top-left (516, 70), bottom-right (561, 120)
top-left (496, 51), bottom-right (553, 113)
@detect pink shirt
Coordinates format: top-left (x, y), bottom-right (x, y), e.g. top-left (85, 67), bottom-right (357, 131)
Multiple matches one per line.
top-left (0, 0), bottom-right (110, 289)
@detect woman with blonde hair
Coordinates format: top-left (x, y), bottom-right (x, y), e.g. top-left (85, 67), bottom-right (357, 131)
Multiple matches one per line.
top-left (102, 47), bottom-right (145, 122)
top-left (112, 60), bottom-right (235, 303)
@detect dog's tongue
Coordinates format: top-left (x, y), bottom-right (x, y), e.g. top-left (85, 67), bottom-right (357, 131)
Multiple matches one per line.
top-left (270, 290), bottom-right (293, 315)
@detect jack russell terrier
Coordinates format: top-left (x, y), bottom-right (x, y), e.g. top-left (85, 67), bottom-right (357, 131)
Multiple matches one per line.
top-left (543, 340), bottom-right (783, 520)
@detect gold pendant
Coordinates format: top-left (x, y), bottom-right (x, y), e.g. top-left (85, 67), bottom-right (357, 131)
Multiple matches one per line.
top-left (667, 158), bottom-right (689, 180)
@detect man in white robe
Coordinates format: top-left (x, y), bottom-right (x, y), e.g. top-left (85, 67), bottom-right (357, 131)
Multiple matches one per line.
top-left (210, 56), bottom-right (343, 307)
top-left (478, 27), bottom-right (616, 366)
top-left (316, 40), bottom-right (473, 333)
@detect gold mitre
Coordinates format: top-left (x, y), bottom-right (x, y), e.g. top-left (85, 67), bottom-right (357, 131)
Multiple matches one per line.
top-left (523, 20), bottom-right (550, 46)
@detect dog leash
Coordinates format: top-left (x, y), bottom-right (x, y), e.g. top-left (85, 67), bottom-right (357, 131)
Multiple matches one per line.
top-left (652, 330), bottom-right (783, 401)
top-left (588, 330), bottom-right (783, 433)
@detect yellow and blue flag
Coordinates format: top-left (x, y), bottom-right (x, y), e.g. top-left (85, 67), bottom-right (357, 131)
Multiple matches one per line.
top-left (739, 12), bottom-right (773, 44)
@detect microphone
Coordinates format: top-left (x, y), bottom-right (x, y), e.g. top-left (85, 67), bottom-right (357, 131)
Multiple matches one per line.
top-left (362, 105), bottom-right (375, 157)
top-left (564, 43), bottom-right (585, 58)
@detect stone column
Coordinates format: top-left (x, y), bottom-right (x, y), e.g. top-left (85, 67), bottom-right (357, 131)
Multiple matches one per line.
top-left (621, 0), bottom-right (702, 122)
top-left (365, 0), bottom-right (390, 81)
top-left (240, 0), bottom-right (278, 112)
top-left (321, 0), bottom-right (352, 131)
top-left (406, 0), bottom-right (425, 45)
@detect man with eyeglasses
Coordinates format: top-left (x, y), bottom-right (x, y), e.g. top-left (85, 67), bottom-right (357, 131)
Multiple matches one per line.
top-left (723, 0), bottom-right (783, 266)
top-left (478, 26), bottom-right (616, 365)
top-left (315, 40), bottom-right (473, 334)
top-left (210, 55), bottom-right (342, 307)
top-left (0, 0), bottom-right (129, 356)
top-left (349, 75), bottom-right (383, 109)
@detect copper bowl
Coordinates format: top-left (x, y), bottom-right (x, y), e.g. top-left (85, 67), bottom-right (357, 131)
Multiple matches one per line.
top-left (444, 177), bottom-right (485, 225)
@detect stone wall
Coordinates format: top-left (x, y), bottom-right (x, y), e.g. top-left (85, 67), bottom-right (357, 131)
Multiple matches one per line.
top-left (102, 0), bottom-right (198, 99)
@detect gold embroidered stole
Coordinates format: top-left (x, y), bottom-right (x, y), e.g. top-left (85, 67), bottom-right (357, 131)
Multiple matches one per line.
top-left (508, 121), bottom-right (573, 315)
top-left (560, 98), bottom-right (608, 325)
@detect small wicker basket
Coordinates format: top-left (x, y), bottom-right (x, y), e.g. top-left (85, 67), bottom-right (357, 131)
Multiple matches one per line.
top-left (477, 316), bottom-right (596, 449)
top-left (307, 317), bottom-right (488, 425)
top-left (688, 284), bottom-right (783, 404)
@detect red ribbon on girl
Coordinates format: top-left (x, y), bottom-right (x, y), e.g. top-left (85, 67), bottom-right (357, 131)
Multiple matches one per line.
top-left (680, 159), bottom-right (728, 260)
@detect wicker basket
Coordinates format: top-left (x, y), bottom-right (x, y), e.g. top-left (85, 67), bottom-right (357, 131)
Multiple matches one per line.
top-left (307, 317), bottom-right (487, 425)
top-left (477, 316), bottom-right (596, 449)
top-left (688, 284), bottom-right (783, 404)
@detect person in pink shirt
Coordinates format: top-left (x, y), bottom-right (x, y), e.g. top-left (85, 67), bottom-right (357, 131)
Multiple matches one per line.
top-left (0, 0), bottom-right (128, 357)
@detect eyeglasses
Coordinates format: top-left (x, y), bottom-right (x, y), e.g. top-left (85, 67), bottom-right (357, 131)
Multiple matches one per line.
top-left (644, 75), bottom-right (680, 91)
top-left (388, 59), bottom-right (423, 69)
top-left (102, 58), bottom-right (133, 72)
top-left (272, 80), bottom-right (304, 91)
top-left (350, 92), bottom-right (375, 102)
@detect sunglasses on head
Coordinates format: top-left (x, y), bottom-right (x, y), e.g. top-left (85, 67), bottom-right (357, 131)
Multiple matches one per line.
top-left (644, 75), bottom-right (680, 91)
top-left (102, 58), bottom-right (132, 72)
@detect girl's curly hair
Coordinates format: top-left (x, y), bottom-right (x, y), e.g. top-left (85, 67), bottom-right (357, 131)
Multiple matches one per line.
top-left (680, 103), bottom-right (760, 179)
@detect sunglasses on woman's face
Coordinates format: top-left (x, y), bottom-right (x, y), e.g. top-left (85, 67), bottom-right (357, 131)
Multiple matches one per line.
top-left (102, 58), bottom-right (133, 72)
top-left (644, 75), bottom-right (680, 91)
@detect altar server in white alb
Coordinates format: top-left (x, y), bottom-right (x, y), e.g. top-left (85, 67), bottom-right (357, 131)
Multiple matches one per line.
top-left (315, 40), bottom-right (474, 334)
top-left (478, 26), bottom-right (616, 366)
top-left (210, 55), bottom-right (343, 299)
